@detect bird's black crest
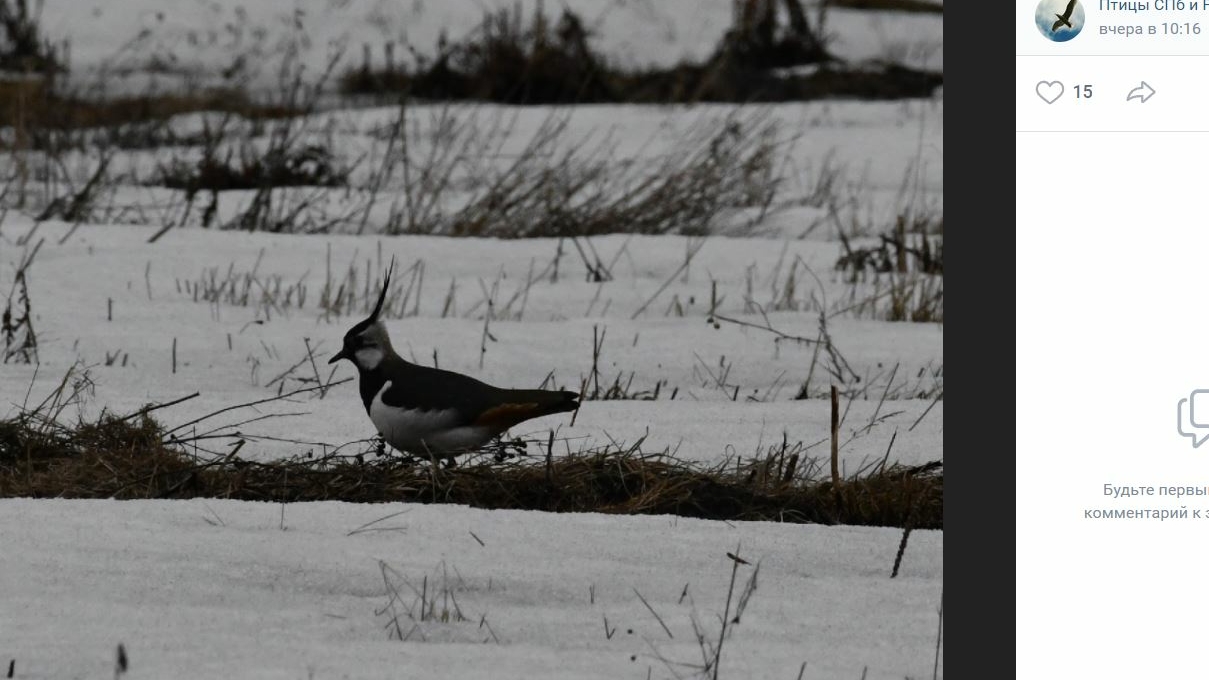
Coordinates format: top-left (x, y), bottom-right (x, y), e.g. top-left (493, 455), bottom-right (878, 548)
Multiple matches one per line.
top-left (348, 258), bottom-right (396, 336)
top-left (369, 258), bottom-right (395, 322)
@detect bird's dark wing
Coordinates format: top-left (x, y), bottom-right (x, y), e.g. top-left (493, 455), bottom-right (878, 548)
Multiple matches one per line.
top-left (1063, 0), bottom-right (1077, 19)
top-left (377, 359), bottom-right (579, 431)
top-left (375, 358), bottom-right (507, 425)
top-left (1052, 18), bottom-right (1063, 30)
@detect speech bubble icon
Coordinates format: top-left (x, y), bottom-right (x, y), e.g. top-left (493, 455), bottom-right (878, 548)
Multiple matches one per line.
top-left (1178, 394), bottom-right (1209, 447)
top-left (1191, 390), bottom-right (1209, 428)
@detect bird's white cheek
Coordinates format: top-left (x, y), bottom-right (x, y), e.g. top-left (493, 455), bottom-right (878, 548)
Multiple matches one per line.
top-left (354, 347), bottom-right (384, 370)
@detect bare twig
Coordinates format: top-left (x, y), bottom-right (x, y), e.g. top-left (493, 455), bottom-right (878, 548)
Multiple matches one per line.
top-left (634, 588), bottom-right (674, 639)
top-left (909, 390), bottom-right (943, 432)
top-left (829, 385), bottom-right (839, 487)
top-left (630, 238), bottom-right (706, 319)
top-left (163, 378), bottom-right (352, 436)
top-left (118, 392), bottom-right (201, 423)
top-left (348, 509), bottom-right (411, 536)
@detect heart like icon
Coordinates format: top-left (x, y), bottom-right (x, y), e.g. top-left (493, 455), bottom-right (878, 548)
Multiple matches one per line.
top-left (1036, 80), bottom-right (1064, 104)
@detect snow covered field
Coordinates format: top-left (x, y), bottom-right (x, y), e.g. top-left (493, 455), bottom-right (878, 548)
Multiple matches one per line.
top-left (1, 2), bottom-right (942, 678)
top-left (0, 218), bottom-right (941, 469)
top-left (1, 499), bottom-right (942, 680)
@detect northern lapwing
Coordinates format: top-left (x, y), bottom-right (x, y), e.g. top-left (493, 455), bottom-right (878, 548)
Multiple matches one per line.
top-left (329, 264), bottom-right (580, 460)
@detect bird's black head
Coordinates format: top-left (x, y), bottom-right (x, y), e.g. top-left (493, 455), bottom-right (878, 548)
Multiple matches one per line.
top-left (329, 261), bottom-right (395, 371)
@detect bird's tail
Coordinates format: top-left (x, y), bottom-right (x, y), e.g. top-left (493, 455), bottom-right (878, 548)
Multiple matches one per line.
top-left (474, 389), bottom-right (580, 430)
top-left (521, 389), bottom-right (581, 417)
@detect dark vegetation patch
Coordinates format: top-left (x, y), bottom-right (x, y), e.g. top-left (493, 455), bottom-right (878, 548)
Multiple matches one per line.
top-left (339, 2), bottom-right (942, 104)
top-left (828, 213), bottom-right (943, 322)
top-left (0, 0), bottom-right (61, 75)
top-left (0, 380), bottom-right (940, 529)
top-left (0, 79), bottom-right (302, 151)
top-left (608, 61), bottom-right (942, 105)
top-left (155, 143), bottom-right (349, 193)
top-left (836, 215), bottom-right (943, 278)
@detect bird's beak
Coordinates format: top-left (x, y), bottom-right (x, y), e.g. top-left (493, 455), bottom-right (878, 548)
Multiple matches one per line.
top-left (329, 348), bottom-right (349, 364)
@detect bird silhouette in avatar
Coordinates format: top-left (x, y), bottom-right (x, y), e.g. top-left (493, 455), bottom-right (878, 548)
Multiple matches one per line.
top-left (1052, 0), bottom-right (1077, 31)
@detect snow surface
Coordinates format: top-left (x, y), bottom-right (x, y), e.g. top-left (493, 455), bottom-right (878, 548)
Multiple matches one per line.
top-left (0, 498), bottom-right (942, 680)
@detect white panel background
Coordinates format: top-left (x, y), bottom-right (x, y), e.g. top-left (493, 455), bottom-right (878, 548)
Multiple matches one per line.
top-left (1017, 131), bottom-right (1209, 676)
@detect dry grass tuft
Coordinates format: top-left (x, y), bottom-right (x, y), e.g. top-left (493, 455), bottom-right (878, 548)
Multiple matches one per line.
top-left (0, 412), bottom-right (940, 529)
top-left (0, 413), bottom-right (201, 498)
top-left (1, 367), bottom-right (939, 528)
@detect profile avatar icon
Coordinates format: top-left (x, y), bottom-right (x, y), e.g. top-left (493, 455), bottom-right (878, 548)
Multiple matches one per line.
top-left (1036, 0), bottom-right (1085, 42)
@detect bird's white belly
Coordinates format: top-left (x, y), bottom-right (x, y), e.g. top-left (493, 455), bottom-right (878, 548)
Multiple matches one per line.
top-left (369, 382), bottom-right (492, 455)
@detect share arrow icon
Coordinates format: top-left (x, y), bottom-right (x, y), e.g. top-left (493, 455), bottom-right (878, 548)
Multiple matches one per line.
top-left (1126, 81), bottom-right (1156, 103)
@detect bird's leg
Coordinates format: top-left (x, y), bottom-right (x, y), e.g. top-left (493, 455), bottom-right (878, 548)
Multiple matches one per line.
top-left (505, 435), bottom-right (527, 459)
top-left (489, 435), bottom-right (511, 463)
top-left (395, 452), bottom-right (422, 467)
top-left (419, 441), bottom-right (452, 472)
top-left (489, 434), bottom-right (528, 462)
